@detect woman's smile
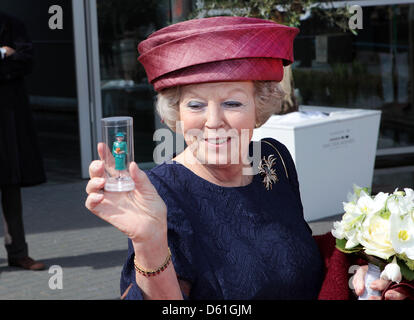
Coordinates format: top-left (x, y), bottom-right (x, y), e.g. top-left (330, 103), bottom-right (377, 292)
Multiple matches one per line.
top-left (204, 136), bottom-right (231, 146)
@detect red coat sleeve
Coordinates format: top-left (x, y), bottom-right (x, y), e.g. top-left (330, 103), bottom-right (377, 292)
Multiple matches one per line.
top-left (313, 232), bottom-right (355, 300)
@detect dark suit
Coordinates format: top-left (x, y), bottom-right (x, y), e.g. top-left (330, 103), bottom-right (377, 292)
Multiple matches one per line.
top-left (0, 12), bottom-right (45, 259)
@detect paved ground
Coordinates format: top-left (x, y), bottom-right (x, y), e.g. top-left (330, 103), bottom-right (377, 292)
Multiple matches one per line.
top-left (0, 180), bottom-right (337, 300)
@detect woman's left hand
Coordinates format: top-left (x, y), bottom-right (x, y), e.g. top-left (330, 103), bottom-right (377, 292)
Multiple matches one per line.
top-left (353, 265), bottom-right (408, 300)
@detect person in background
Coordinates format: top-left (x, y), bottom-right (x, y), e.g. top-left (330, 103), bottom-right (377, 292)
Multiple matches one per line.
top-left (0, 11), bottom-right (46, 270)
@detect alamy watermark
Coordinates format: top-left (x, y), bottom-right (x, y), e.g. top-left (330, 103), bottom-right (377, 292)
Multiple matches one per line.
top-left (46, 4), bottom-right (362, 32)
top-left (152, 122), bottom-right (262, 175)
top-left (48, 265), bottom-right (63, 290)
top-left (348, 264), bottom-right (359, 291)
top-left (348, 5), bottom-right (363, 31)
top-left (48, 5), bottom-right (63, 30)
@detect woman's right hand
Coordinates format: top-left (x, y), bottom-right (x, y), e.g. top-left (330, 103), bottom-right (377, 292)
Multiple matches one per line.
top-left (85, 143), bottom-right (167, 246)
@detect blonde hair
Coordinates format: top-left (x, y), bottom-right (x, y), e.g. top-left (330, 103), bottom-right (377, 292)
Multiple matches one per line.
top-left (155, 81), bottom-right (285, 132)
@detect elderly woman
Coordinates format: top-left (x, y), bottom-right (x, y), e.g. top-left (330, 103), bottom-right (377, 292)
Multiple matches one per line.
top-left (85, 17), bottom-right (412, 300)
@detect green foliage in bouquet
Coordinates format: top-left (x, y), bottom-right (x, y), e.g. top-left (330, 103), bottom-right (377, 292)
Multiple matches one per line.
top-left (335, 238), bottom-right (362, 254)
top-left (397, 254), bottom-right (414, 281)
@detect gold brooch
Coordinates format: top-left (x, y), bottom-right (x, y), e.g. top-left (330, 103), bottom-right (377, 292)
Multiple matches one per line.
top-left (258, 155), bottom-right (279, 190)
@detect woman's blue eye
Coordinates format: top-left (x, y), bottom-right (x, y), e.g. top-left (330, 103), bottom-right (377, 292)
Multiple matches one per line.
top-left (187, 101), bottom-right (205, 109)
top-left (223, 101), bottom-right (243, 108)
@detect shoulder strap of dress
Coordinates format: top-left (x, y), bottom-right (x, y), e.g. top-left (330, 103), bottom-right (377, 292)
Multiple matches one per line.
top-left (261, 139), bottom-right (289, 180)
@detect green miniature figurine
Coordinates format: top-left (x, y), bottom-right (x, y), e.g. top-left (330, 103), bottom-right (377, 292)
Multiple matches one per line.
top-left (112, 132), bottom-right (127, 177)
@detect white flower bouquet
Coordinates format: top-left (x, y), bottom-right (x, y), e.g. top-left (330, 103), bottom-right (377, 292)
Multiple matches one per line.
top-left (332, 185), bottom-right (414, 294)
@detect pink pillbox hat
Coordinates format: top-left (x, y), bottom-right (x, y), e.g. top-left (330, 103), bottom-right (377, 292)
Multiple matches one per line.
top-left (138, 16), bottom-right (299, 91)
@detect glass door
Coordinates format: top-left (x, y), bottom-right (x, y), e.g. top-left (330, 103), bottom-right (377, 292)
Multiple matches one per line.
top-left (292, 1), bottom-right (414, 192)
top-left (294, 2), bottom-right (414, 154)
top-left (95, 0), bottom-right (172, 168)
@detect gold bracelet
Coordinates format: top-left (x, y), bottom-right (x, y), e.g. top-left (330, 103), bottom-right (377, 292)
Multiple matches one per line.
top-left (134, 247), bottom-right (172, 277)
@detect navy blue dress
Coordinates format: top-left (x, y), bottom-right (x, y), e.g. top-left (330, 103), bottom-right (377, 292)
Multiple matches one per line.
top-left (120, 138), bottom-right (324, 299)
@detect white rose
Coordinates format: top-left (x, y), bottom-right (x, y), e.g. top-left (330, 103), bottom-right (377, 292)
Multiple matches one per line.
top-left (359, 213), bottom-right (395, 260)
